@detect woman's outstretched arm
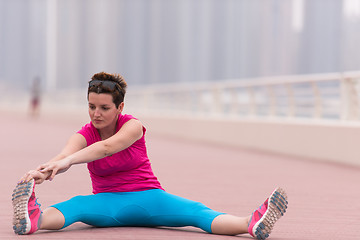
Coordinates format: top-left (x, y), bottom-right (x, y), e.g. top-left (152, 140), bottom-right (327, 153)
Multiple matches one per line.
top-left (19, 133), bottom-right (87, 184)
top-left (38, 119), bottom-right (143, 181)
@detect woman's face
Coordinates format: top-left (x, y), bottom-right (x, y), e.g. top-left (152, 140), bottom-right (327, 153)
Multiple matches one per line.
top-left (88, 92), bottom-right (123, 130)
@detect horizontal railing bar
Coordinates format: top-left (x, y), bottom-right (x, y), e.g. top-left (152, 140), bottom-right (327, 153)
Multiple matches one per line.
top-left (129, 72), bottom-right (360, 94)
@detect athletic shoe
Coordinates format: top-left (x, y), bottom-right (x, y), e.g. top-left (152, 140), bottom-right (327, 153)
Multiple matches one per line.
top-left (12, 179), bottom-right (42, 235)
top-left (248, 187), bottom-right (288, 240)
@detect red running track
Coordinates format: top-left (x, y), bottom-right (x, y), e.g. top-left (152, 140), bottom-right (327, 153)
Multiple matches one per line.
top-left (1, 111), bottom-right (359, 239)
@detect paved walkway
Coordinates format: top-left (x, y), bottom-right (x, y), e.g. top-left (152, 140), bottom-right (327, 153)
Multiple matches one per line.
top-left (1, 111), bottom-right (359, 239)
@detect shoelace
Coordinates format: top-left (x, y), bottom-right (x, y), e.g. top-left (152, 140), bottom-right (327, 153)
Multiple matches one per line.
top-left (30, 194), bottom-right (42, 208)
top-left (34, 198), bottom-right (41, 208)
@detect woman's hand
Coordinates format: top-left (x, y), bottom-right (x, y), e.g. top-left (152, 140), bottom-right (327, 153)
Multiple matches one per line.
top-left (37, 158), bottom-right (72, 181)
top-left (19, 169), bottom-right (50, 185)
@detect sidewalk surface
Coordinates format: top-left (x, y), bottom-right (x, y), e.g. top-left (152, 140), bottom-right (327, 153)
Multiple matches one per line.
top-left (1, 111), bottom-right (359, 239)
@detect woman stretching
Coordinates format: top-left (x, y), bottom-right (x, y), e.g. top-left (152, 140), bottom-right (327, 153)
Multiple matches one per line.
top-left (12, 72), bottom-right (288, 240)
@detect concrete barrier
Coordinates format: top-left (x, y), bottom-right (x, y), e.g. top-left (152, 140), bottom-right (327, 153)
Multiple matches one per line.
top-left (139, 114), bottom-right (360, 167)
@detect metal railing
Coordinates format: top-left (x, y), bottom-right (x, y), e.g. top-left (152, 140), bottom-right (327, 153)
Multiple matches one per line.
top-left (126, 71), bottom-right (360, 121)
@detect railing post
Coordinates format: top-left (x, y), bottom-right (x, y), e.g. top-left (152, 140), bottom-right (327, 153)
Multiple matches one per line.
top-left (311, 82), bottom-right (322, 119)
top-left (198, 90), bottom-right (206, 116)
top-left (212, 87), bottom-right (222, 115)
top-left (266, 85), bottom-right (276, 117)
top-left (285, 83), bottom-right (295, 118)
top-left (341, 77), bottom-right (359, 121)
top-left (247, 87), bottom-right (256, 116)
top-left (230, 88), bottom-right (238, 116)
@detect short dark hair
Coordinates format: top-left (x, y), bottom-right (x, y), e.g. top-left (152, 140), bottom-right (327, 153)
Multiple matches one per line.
top-left (88, 72), bottom-right (127, 108)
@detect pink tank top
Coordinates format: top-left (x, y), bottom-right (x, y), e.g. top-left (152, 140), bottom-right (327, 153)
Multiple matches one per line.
top-left (77, 114), bottom-right (163, 194)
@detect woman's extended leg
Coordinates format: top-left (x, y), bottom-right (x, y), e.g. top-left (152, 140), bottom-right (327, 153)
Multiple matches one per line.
top-left (211, 187), bottom-right (288, 238)
top-left (38, 198), bottom-right (250, 233)
top-left (12, 179), bottom-right (67, 234)
top-left (211, 214), bottom-right (250, 235)
top-left (13, 179), bottom-right (287, 239)
top-left (39, 207), bottom-right (65, 230)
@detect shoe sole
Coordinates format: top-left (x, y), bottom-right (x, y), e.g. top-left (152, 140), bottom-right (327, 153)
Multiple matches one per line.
top-left (252, 187), bottom-right (288, 240)
top-left (12, 179), bottom-right (35, 235)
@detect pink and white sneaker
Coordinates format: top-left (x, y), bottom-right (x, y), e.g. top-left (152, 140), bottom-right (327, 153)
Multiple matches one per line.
top-left (12, 179), bottom-right (42, 235)
top-left (248, 187), bottom-right (288, 240)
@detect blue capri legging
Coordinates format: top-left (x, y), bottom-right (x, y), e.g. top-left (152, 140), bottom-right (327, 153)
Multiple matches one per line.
top-left (51, 189), bottom-right (224, 233)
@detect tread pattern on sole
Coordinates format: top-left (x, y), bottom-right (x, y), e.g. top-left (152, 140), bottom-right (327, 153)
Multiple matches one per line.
top-left (253, 187), bottom-right (288, 240)
top-left (12, 179), bottom-right (34, 235)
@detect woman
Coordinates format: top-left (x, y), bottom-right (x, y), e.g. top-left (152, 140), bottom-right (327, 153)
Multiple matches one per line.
top-left (29, 76), bottom-right (41, 117)
top-left (12, 72), bottom-right (288, 239)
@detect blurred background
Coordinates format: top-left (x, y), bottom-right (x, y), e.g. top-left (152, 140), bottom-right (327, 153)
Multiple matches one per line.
top-left (1, 0), bottom-right (360, 166)
top-left (1, 0), bottom-right (360, 92)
